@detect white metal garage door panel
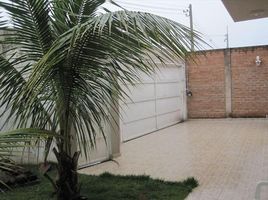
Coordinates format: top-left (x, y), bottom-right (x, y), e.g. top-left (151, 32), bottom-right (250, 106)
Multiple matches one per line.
top-left (157, 111), bottom-right (181, 129)
top-left (78, 137), bottom-right (109, 166)
top-left (156, 98), bottom-right (181, 115)
top-left (120, 63), bottom-right (186, 141)
top-left (121, 117), bottom-right (157, 141)
top-left (155, 66), bottom-right (181, 82)
top-left (121, 101), bottom-right (156, 123)
top-left (156, 83), bottom-right (181, 98)
top-left (78, 122), bottom-right (111, 167)
top-left (136, 71), bottom-right (154, 83)
top-left (122, 84), bottom-right (155, 103)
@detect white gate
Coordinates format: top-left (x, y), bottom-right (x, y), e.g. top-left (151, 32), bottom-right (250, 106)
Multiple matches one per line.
top-left (78, 117), bottom-right (114, 167)
top-left (120, 62), bottom-right (186, 142)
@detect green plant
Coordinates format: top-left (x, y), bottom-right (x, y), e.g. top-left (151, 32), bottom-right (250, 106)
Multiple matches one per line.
top-left (2, 167), bottom-right (199, 200)
top-left (0, 0), bottom-right (202, 199)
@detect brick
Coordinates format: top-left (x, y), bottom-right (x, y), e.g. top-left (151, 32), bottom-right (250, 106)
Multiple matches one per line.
top-left (187, 45), bottom-right (268, 118)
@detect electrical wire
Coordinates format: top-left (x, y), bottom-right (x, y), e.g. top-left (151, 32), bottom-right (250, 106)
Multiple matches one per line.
top-left (193, 21), bottom-right (221, 49)
top-left (113, 1), bottom-right (188, 16)
top-left (114, 0), bottom-right (187, 11)
top-left (121, 7), bottom-right (185, 15)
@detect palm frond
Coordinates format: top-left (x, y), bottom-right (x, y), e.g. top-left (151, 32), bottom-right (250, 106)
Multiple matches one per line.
top-left (0, 128), bottom-right (59, 138)
top-left (0, 54), bottom-right (56, 131)
top-left (0, 128), bottom-right (60, 163)
top-left (0, 0), bottom-right (53, 61)
top-left (51, 0), bottom-right (106, 35)
top-left (0, 2), bottom-right (206, 197)
top-left (0, 179), bottom-right (12, 192)
top-left (10, 9), bottom-right (204, 158)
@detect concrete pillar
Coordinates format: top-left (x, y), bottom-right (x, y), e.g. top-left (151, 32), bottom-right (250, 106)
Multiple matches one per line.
top-left (109, 101), bottom-right (121, 158)
top-left (224, 49), bottom-right (232, 117)
top-left (182, 62), bottom-right (188, 121)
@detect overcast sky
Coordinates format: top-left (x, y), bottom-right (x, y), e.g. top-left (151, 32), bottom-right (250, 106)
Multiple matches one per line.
top-left (104, 0), bottom-right (268, 49)
top-left (1, 0), bottom-right (268, 49)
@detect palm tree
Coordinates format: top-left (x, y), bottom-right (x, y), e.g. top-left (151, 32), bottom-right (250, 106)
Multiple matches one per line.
top-left (0, 0), bottom-right (202, 199)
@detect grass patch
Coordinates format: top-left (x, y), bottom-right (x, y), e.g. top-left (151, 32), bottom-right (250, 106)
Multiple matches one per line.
top-left (1, 166), bottom-right (198, 200)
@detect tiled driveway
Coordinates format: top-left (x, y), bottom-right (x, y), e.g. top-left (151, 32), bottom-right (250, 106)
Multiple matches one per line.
top-left (80, 119), bottom-right (268, 200)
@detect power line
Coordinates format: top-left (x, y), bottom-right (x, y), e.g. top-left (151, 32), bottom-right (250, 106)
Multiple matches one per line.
top-left (182, 4), bottom-right (194, 51)
top-left (114, 4), bottom-right (186, 15)
top-left (193, 21), bottom-right (220, 49)
top-left (121, 7), bottom-right (185, 15)
top-left (118, 7), bottom-right (185, 13)
top-left (115, 0), bottom-right (186, 7)
top-left (206, 34), bottom-right (226, 37)
top-left (114, 1), bottom-right (186, 11)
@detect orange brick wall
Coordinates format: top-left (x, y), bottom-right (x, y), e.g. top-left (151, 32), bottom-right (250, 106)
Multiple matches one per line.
top-left (231, 46), bottom-right (268, 117)
top-left (187, 45), bottom-right (268, 118)
top-left (187, 51), bottom-right (226, 118)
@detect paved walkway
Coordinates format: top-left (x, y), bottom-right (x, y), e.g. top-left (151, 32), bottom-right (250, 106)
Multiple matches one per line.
top-left (80, 119), bottom-right (268, 200)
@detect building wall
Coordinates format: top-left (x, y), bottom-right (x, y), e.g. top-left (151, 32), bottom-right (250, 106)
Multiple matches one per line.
top-left (0, 41), bottom-right (121, 165)
top-left (187, 50), bottom-right (226, 118)
top-left (187, 45), bottom-right (268, 118)
top-left (231, 47), bottom-right (268, 117)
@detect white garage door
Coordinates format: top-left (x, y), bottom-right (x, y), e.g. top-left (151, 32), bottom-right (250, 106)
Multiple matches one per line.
top-left (78, 119), bottom-right (113, 168)
top-left (120, 62), bottom-right (186, 142)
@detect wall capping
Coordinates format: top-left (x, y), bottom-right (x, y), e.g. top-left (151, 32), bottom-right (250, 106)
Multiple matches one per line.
top-left (191, 45), bottom-right (268, 55)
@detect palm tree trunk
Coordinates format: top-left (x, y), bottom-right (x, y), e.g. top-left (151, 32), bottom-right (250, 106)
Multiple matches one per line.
top-left (53, 148), bottom-right (82, 200)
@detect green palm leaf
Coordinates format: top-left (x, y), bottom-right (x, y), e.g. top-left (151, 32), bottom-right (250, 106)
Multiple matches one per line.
top-left (0, 0), bottom-right (53, 61)
top-left (0, 1), bottom-right (205, 198)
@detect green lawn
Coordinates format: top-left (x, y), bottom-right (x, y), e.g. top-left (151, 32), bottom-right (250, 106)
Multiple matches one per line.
top-left (1, 166), bottom-right (198, 200)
